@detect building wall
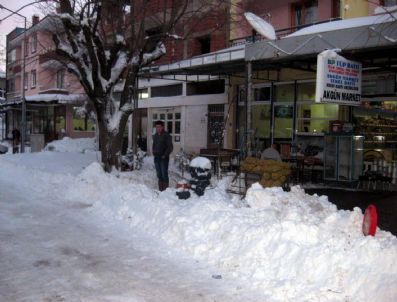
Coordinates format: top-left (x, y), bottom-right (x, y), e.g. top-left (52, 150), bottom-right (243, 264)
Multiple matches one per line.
top-left (230, 0), bottom-right (338, 41)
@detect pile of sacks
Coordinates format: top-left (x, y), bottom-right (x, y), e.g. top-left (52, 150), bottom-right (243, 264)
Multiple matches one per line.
top-left (240, 157), bottom-right (291, 187)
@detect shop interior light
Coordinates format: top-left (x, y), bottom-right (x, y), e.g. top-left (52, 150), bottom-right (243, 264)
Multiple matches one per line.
top-left (354, 135), bottom-right (364, 139)
top-left (374, 135), bottom-right (385, 141)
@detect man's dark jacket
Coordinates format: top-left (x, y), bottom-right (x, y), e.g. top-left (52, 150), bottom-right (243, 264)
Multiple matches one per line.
top-left (152, 131), bottom-right (173, 157)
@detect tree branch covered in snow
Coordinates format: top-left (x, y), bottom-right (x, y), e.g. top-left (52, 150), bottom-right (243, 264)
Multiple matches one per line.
top-left (45, 0), bottom-right (230, 171)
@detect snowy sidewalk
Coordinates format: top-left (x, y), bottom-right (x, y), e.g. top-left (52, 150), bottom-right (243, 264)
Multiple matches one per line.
top-left (0, 137), bottom-right (396, 302)
top-left (0, 152), bottom-right (261, 302)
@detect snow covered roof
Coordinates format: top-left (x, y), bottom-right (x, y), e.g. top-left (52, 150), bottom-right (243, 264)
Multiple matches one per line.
top-left (141, 44), bottom-right (246, 76)
top-left (287, 12), bottom-right (397, 37)
top-left (246, 13), bottom-right (397, 62)
top-left (25, 93), bottom-right (88, 103)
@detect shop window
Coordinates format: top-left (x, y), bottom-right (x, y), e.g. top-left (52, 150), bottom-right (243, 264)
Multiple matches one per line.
top-left (296, 103), bottom-right (339, 133)
top-left (151, 84), bottom-right (182, 97)
top-left (73, 107), bottom-right (95, 132)
top-left (296, 81), bottom-right (339, 134)
top-left (57, 70), bottom-right (65, 89)
top-left (31, 70), bottom-right (37, 88)
top-left (275, 83), bottom-right (294, 102)
top-left (254, 86), bottom-right (271, 102)
top-left (297, 82), bottom-right (316, 101)
top-left (55, 106), bottom-right (66, 137)
top-left (187, 80), bottom-right (225, 95)
top-left (31, 34), bottom-right (37, 53)
top-left (292, 0), bottom-right (318, 29)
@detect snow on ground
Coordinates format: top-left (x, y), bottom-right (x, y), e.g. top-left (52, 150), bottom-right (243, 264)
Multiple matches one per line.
top-left (1, 137), bottom-right (397, 301)
top-left (44, 136), bottom-right (97, 153)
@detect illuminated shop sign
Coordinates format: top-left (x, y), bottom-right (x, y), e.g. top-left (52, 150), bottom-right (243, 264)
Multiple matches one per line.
top-left (316, 50), bottom-right (362, 105)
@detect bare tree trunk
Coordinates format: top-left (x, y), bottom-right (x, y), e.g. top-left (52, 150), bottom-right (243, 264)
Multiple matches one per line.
top-left (96, 103), bottom-right (131, 173)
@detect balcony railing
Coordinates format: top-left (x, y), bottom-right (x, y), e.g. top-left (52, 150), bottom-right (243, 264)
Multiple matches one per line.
top-left (230, 17), bottom-right (342, 47)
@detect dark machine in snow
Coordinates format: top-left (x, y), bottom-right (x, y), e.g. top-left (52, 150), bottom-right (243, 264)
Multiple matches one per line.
top-left (176, 157), bottom-right (212, 199)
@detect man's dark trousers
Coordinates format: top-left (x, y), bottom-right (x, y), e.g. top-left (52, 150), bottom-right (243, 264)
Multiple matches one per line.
top-left (154, 156), bottom-right (169, 190)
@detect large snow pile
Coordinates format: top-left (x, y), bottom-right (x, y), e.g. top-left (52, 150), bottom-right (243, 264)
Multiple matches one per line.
top-left (65, 163), bottom-right (397, 302)
top-left (45, 137), bottom-right (96, 153)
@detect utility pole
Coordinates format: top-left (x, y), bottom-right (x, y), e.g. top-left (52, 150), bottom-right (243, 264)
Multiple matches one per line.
top-left (0, 5), bottom-right (27, 153)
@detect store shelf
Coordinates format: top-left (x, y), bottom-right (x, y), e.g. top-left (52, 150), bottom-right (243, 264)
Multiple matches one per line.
top-left (296, 132), bottom-right (324, 137)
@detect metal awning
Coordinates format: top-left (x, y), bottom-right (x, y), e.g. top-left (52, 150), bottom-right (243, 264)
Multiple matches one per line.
top-left (140, 44), bottom-right (246, 77)
top-left (246, 14), bottom-right (397, 68)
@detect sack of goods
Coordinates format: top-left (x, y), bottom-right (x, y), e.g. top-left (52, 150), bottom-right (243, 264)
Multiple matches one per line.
top-left (240, 157), bottom-right (291, 188)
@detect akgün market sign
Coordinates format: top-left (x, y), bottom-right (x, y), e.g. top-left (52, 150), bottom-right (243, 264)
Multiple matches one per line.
top-left (315, 50), bottom-right (362, 105)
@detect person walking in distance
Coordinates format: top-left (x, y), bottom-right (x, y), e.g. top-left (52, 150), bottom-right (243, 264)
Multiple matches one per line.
top-left (152, 120), bottom-right (173, 191)
top-left (12, 128), bottom-right (21, 154)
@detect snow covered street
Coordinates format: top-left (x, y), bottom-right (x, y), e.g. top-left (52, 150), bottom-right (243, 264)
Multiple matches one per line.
top-left (0, 138), bottom-right (396, 301)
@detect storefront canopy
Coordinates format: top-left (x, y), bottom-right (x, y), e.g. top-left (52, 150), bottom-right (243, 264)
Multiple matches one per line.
top-left (246, 13), bottom-right (397, 68)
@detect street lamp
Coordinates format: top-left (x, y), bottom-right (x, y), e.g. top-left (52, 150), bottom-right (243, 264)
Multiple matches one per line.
top-left (0, 4), bottom-right (27, 153)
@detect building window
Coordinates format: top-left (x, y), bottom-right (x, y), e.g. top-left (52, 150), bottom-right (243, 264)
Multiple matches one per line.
top-left (24, 38), bottom-right (29, 57)
top-left (187, 79), bottom-right (225, 95)
top-left (57, 70), bottom-right (65, 89)
top-left (151, 84), bottom-right (182, 97)
top-left (139, 88), bottom-right (149, 99)
top-left (7, 79), bottom-right (15, 92)
top-left (292, 0), bottom-right (318, 29)
top-left (31, 70), bottom-right (37, 88)
top-left (145, 27), bottom-right (162, 53)
top-left (381, 0), bottom-right (397, 6)
top-left (331, 0), bottom-right (340, 18)
top-left (198, 36), bottom-right (211, 54)
top-left (73, 107), bottom-right (95, 132)
top-left (7, 49), bottom-right (16, 63)
top-left (24, 73), bottom-right (28, 90)
top-left (31, 34), bottom-right (37, 53)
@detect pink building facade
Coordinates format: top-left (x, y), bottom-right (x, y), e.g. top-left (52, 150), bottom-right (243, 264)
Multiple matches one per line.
top-left (3, 16), bottom-right (95, 149)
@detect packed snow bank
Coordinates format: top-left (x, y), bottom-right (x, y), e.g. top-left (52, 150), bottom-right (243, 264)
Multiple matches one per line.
top-left (45, 137), bottom-right (97, 153)
top-left (66, 164), bottom-right (397, 302)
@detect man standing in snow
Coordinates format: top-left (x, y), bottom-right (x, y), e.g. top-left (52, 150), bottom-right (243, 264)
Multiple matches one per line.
top-left (152, 120), bottom-right (173, 191)
top-left (12, 128), bottom-right (21, 154)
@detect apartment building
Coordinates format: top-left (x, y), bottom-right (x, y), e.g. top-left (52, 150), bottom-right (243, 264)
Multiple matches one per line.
top-left (141, 0), bottom-right (397, 185)
top-left (3, 15), bottom-right (95, 148)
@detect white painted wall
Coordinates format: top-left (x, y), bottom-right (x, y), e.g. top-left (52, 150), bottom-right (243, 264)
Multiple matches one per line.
top-left (138, 93), bottom-right (228, 108)
top-left (184, 105), bottom-right (208, 154)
